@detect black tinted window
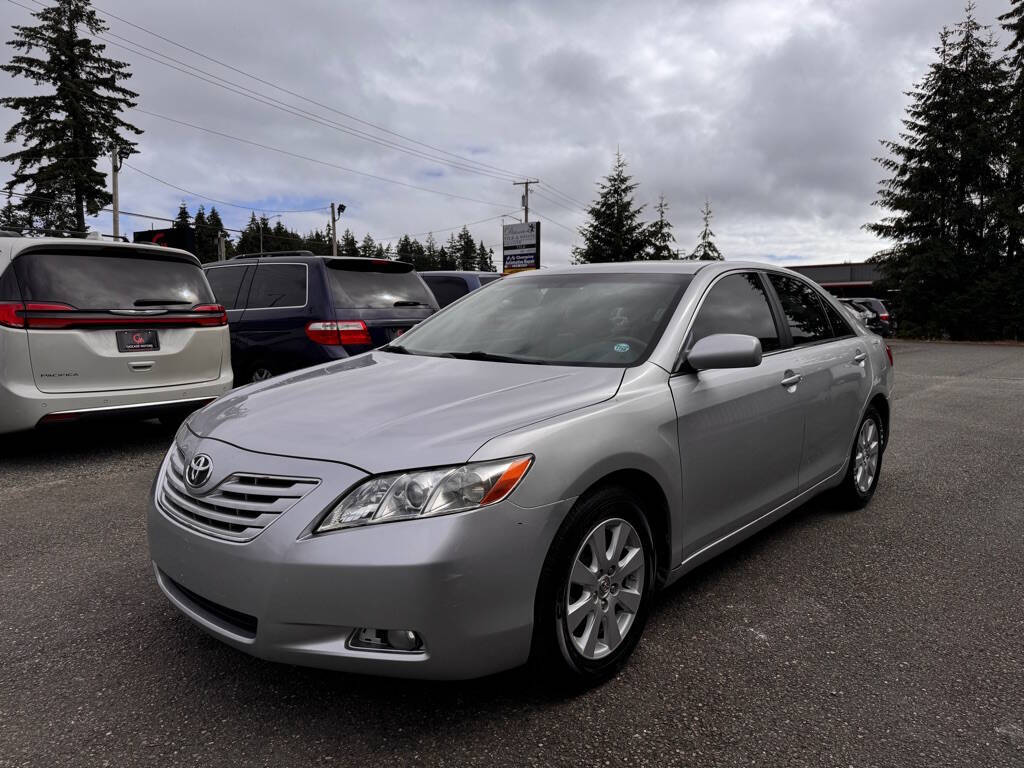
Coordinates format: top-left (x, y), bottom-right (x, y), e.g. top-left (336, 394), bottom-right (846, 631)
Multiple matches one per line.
top-left (423, 275), bottom-right (470, 308)
top-left (204, 265), bottom-right (249, 310)
top-left (479, 275), bottom-right (500, 285)
top-left (247, 264), bottom-right (307, 309)
top-left (14, 251), bottom-right (212, 309)
top-left (690, 273), bottom-right (780, 352)
top-left (327, 260), bottom-right (436, 308)
top-left (768, 275), bottom-right (832, 346)
top-left (0, 265), bottom-right (20, 300)
top-left (820, 298), bottom-right (855, 338)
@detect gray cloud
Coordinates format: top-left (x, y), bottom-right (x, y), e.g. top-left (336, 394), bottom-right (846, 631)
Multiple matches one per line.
top-left (0, 0), bottom-right (1013, 264)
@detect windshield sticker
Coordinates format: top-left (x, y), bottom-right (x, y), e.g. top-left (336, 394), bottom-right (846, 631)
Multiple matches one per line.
top-left (614, 343), bottom-right (630, 353)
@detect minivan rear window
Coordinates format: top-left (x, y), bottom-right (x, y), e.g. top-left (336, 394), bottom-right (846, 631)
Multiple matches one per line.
top-left (14, 251), bottom-right (213, 309)
top-left (327, 260), bottom-right (436, 309)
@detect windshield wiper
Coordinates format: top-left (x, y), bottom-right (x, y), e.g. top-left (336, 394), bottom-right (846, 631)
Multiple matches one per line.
top-left (442, 350), bottom-right (550, 365)
top-left (134, 299), bottom-right (192, 306)
top-left (393, 300), bottom-right (431, 307)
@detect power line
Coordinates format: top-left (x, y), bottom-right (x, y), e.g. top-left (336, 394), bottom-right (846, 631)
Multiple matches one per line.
top-left (122, 163), bottom-right (330, 214)
top-left (95, 31), bottom-right (522, 183)
top-left (132, 109), bottom-right (513, 209)
top-left (528, 207), bottom-right (576, 233)
top-left (531, 188), bottom-right (586, 216)
top-left (378, 211), bottom-right (520, 243)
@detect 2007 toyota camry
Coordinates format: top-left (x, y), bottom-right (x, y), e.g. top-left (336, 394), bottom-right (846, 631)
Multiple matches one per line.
top-left (148, 260), bottom-right (893, 683)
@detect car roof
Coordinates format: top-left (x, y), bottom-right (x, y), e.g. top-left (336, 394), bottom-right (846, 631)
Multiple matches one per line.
top-left (222, 253), bottom-right (414, 269)
top-left (527, 260), bottom-right (810, 278)
top-left (1, 235), bottom-right (200, 266)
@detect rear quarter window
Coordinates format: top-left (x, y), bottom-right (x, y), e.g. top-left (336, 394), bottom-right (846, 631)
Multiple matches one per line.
top-left (204, 265), bottom-right (250, 310)
top-left (0, 263), bottom-right (21, 300)
top-left (246, 263), bottom-right (307, 309)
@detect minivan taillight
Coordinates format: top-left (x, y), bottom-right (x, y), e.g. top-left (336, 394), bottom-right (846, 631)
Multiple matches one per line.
top-left (2, 301), bottom-right (229, 329)
top-left (305, 320), bottom-right (372, 346)
top-left (191, 304), bottom-right (228, 326)
top-left (879, 313), bottom-right (890, 322)
top-left (0, 301), bottom-right (25, 328)
top-left (0, 301), bottom-right (76, 328)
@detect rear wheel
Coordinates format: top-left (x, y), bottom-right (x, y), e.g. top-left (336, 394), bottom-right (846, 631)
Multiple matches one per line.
top-left (533, 485), bottom-right (656, 686)
top-left (832, 407), bottom-right (884, 509)
top-left (245, 363), bottom-right (275, 384)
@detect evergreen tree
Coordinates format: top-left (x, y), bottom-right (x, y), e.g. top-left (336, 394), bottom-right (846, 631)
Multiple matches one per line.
top-left (688, 199), bottom-right (723, 260)
top-left (340, 228), bottom-right (359, 258)
top-left (0, 199), bottom-right (27, 232)
top-left (303, 228), bottom-right (330, 255)
top-left (440, 233), bottom-right (459, 270)
top-left (236, 212), bottom-right (261, 255)
top-left (476, 239), bottom-right (496, 271)
top-left (572, 151), bottom-right (648, 263)
top-left (359, 233), bottom-right (376, 258)
top-left (206, 207), bottom-right (231, 258)
top-left (999, 0), bottom-right (1024, 337)
top-left (867, 7), bottom-right (1008, 339)
top-left (646, 195), bottom-right (677, 260)
top-left (423, 232), bottom-right (440, 270)
top-left (455, 226), bottom-right (477, 270)
top-left (193, 205), bottom-right (212, 262)
top-left (172, 203), bottom-right (191, 230)
top-left (1, 0), bottom-right (141, 233)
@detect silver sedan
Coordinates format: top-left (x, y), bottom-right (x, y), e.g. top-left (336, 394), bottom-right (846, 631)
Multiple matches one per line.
top-left (147, 261), bottom-right (893, 683)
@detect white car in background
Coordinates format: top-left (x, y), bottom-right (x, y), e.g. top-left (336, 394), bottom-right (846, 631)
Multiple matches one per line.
top-left (0, 234), bottom-right (233, 434)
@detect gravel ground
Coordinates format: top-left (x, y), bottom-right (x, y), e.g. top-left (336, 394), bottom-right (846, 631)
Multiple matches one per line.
top-left (1, 340), bottom-right (1022, 767)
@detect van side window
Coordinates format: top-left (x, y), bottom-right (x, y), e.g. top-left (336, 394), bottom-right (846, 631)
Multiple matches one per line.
top-left (204, 266), bottom-right (249, 310)
top-left (247, 264), bottom-right (307, 309)
top-left (767, 274), bottom-right (832, 346)
top-left (422, 275), bottom-right (470, 308)
top-left (690, 272), bottom-right (781, 352)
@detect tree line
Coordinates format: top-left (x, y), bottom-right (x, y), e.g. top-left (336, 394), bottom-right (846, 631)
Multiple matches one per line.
top-left (166, 203), bottom-right (497, 271)
top-left (572, 151), bottom-right (724, 263)
top-left (869, 0), bottom-right (1024, 340)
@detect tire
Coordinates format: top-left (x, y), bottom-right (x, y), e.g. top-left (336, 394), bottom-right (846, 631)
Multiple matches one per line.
top-left (832, 406), bottom-right (885, 509)
top-left (244, 362), bottom-right (275, 385)
top-left (532, 485), bottom-right (657, 686)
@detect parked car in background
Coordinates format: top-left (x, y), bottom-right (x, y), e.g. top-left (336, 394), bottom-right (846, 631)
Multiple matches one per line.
top-left (149, 261), bottom-right (892, 683)
top-left (420, 270), bottom-right (501, 308)
top-left (204, 252), bottom-right (438, 385)
top-left (0, 235), bottom-right (232, 434)
top-left (848, 297), bottom-right (895, 337)
top-left (839, 298), bottom-right (892, 338)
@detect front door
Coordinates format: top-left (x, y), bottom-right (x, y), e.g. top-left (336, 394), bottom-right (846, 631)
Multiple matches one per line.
top-left (669, 271), bottom-right (805, 559)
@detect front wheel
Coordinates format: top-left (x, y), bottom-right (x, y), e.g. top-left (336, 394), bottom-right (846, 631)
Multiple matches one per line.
top-left (832, 407), bottom-right (885, 509)
top-left (533, 486), bottom-right (656, 686)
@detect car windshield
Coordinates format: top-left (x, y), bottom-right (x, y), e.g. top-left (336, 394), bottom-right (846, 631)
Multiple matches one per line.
top-left (388, 271), bottom-right (691, 366)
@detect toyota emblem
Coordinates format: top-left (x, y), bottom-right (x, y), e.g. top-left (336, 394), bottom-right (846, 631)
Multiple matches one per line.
top-left (185, 453), bottom-right (213, 488)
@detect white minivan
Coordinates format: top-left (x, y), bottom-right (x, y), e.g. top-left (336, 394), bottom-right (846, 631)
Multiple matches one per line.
top-left (0, 235), bottom-right (233, 434)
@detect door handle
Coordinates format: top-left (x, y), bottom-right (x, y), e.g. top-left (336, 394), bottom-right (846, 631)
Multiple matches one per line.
top-left (780, 372), bottom-right (802, 388)
top-left (853, 351), bottom-right (867, 364)
top-left (129, 361), bottom-right (154, 372)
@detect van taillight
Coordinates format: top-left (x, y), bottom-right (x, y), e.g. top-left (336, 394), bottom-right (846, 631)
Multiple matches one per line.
top-left (191, 304), bottom-right (228, 326)
top-left (879, 313), bottom-right (890, 322)
top-left (0, 301), bottom-right (25, 328)
top-left (305, 320), bottom-right (371, 346)
top-left (0, 301), bottom-right (75, 328)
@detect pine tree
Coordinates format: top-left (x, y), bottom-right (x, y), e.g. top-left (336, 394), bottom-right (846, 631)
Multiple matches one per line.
top-left (440, 233), bottom-right (459, 270)
top-left (206, 207), bottom-right (230, 258)
top-left (1, 0), bottom-right (141, 233)
top-left (0, 199), bottom-right (27, 232)
top-left (867, 7), bottom-right (1008, 339)
top-left (193, 205), bottom-right (211, 262)
top-left (646, 195), bottom-right (677, 260)
top-left (423, 233), bottom-right (440, 270)
top-left (173, 203), bottom-right (191, 230)
top-left (340, 228), bottom-right (359, 258)
top-left (455, 226), bottom-right (477, 270)
top-left (572, 151), bottom-right (649, 263)
top-left (999, 0), bottom-right (1024, 337)
top-left (359, 233), bottom-right (376, 259)
top-left (688, 199), bottom-right (723, 260)
top-left (476, 239), bottom-right (496, 271)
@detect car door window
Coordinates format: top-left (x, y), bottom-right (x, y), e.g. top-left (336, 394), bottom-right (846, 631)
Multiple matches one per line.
top-left (689, 272), bottom-right (781, 352)
top-left (767, 274), bottom-right (832, 346)
top-left (820, 297), bottom-right (855, 338)
top-left (247, 264), bottom-right (307, 309)
top-left (204, 266), bottom-right (249, 310)
top-left (422, 275), bottom-right (470, 308)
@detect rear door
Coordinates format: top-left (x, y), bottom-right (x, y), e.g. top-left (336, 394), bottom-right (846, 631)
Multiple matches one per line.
top-left (765, 273), bottom-right (870, 490)
top-left (234, 261), bottom-right (313, 373)
top-left (325, 259), bottom-right (437, 351)
top-left (12, 247), bottom-right (224, 394)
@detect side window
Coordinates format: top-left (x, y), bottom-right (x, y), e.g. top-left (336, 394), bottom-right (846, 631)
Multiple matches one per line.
top-left (820, 297), bottom-right (855, 338)
top-left (690, 272), bottom-right (781, 352)
top-left (422, 275), bottom-right (470, 308)
top-left (0, 264), bottom-right (21, 300)
top-left (204, 266), bottom-right (248, 310)
top-left (247, 264), bottom-right (307, 309)
top-left (767, 274), bottom-right (832, 346)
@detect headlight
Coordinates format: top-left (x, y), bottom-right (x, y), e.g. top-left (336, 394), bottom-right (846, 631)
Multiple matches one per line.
top-left (316, 455), bottom-right (533, 533)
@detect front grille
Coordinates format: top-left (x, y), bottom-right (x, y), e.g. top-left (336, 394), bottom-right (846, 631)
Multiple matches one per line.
top-left (164, 572), bottom-right (258, 637)
top-left (157, 447), bottom-right (319, 542)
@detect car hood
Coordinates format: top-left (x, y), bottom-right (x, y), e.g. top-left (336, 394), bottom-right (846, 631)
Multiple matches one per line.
top-left (188, 350), bottom-right (624, 472)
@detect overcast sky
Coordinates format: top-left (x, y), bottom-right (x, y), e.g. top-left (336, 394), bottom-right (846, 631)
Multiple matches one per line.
top-left (0, 0), bottom-right (1014, 265)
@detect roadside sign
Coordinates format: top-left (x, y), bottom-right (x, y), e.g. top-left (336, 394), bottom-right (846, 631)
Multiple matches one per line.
top-left (502, 222), bottom-right (540, 274)
top-left (133, 227), bottom-right (196, 254)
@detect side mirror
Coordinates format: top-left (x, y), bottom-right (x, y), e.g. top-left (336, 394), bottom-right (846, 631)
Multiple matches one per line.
top-left (686, 333), bottom-right (763, 371)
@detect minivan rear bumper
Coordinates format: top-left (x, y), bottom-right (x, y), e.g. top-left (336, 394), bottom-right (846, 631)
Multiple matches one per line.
top-left (0, 370), bottom-right (233, 434)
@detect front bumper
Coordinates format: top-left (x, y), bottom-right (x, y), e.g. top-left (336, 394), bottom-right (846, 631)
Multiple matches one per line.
top-left (147, 434), bottom-right (572, 680)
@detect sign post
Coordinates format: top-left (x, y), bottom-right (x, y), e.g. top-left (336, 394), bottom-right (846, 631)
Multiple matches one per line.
top-left (502, 222), bottom-right (541, 274)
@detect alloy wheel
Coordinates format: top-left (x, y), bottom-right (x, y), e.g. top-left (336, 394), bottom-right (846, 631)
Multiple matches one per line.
top-left (565, 517), bottom-right (646, 660)
top-left (250, 367), bottom-right (273, 382)
top-left (854, 418), bottom-right (880, 494)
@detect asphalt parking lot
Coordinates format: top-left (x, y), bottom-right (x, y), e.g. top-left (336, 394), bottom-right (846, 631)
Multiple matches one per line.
top-left (1, 340), bottom-right (1022, 767)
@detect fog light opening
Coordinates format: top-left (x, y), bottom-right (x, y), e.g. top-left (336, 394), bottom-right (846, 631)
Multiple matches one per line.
top-left (349, 627), bottom-right (424, 653)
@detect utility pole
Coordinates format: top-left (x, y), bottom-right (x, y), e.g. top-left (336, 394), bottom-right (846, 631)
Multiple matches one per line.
top-left (217, 232), bottom-right (226, 261)
top-left (330, 202), bottom-right (346, 257)
top-left (110, 148), bottom-right (123, 239)
top-left (516, 182), bottom-right (540, 224)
